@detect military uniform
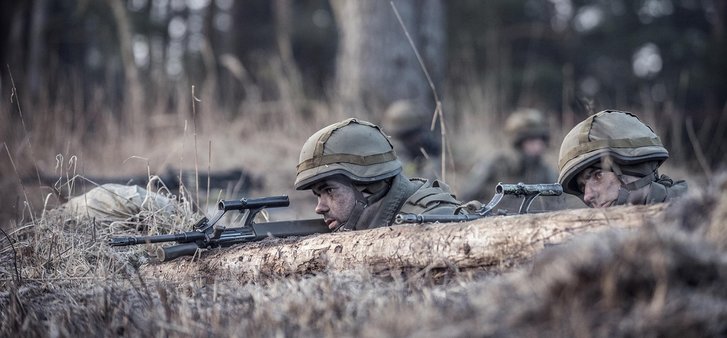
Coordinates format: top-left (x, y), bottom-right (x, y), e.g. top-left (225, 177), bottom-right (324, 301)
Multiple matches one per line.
top-left (459, 151), bottom-right (559, 212)
top-left (558, 110), bottom-right (687, 205)
top-left (295, 118), bottom-right (462, 231)
top-left (638, 176), bottom-right (688, 204)
top-left (350, 174), bottom-right (459, 230)
top-left (460, 109), bottom-right (564, 212)
top-left (383, 100), bottom-right (442, 180)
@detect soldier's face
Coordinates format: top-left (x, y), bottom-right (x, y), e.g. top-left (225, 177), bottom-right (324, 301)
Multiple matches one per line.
top-left (521, 137), bottom-right (547, 157)
top-left (311, 179), bottom-right (357, 230)
top-left (576, 167), bottom-right (622, 208)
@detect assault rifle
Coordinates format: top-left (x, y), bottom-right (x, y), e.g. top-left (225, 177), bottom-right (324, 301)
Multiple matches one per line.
top-left (395, 182), bottom-right (563, 224)
top-left (109, 196), bottom-right (330, 261)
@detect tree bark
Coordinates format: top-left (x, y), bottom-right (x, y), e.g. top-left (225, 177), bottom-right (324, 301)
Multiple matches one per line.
top-left (140, 204), bottom-right (667, 282)
top-left (330, 0), bottom-right (445, 120)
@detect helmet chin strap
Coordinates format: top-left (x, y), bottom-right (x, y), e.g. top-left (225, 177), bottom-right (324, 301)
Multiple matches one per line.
top-left (607, 161), bottom-right (657, 205)
top-left (335, 179), bottom-right (390, 231)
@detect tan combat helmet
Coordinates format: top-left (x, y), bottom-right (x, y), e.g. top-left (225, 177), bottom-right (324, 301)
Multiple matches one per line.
top-left (558, 110), bottom-right (669, 197)
top-left (505, 108), bottom-right (550, 147)
top-left (383, 100), bottom-right (425, 137)
top-left (295, 118), bottom-right (402, 190)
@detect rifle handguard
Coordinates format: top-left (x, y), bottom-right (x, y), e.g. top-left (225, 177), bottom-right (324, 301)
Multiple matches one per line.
top-left (395, 213), bottom-right (483, 225)
top-left (496, 182), bottom-right (563, 197)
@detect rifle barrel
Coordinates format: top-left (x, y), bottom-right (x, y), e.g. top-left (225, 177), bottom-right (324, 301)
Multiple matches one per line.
top-left (108, 231), bottom-right (207, 246)
top-left (395, 213), bottom-right (483, 224)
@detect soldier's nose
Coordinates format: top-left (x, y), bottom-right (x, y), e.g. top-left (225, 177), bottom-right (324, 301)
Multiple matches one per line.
top-left (314, 198), bottom-right (328, 214)
top-left (583, 184), bottom-right (596, 207)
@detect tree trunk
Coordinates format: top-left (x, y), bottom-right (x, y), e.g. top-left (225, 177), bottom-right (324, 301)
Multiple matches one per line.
top-left (108, 0), bottom-right (144, 132)
top-left (141, 204), bottom-right (667, 282)
top-left (330, 0), bottom-right (445, 120)
top-left (27, 0), bottom-right (48, 99)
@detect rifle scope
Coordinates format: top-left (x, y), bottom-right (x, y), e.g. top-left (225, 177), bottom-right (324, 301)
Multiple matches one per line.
top-left (218, 195), bottom-right (290, 211)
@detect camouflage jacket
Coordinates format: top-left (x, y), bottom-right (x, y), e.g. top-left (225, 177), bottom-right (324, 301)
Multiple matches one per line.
top-left (640, 175), bottom-right (688, 204)
top-left (350, 173), bottom-right (461, 230)
top-left (459, 151), bottom-right (563, 212)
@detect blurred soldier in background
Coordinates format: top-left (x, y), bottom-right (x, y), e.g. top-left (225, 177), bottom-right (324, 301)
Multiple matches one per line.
top-left (558, 110), bottom-right (687, 208)
top-left (383, 100), bottom-right (442, 180)
top-left (459, 108), bottom-right (561, 212)
top-left (295, 118), bottom-right (465, 231)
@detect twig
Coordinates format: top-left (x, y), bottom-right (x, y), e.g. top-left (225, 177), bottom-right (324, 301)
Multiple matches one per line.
top-left (5, 142), bottom-right (33, 223)
top-left (191, 85), bottom-right (201, 209)
top-left (0, 227), bottom-right (22, 285)
top-left (7, 65), bottom-right (43, 188)
top-left (207, 140), bottom-right (212, 210)
top-left (390, 2), bottom-right (452, 181)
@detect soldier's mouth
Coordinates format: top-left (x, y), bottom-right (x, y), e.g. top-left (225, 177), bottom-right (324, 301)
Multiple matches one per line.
top-left (595, 200), bottom-right (614, 208)
top-left (324, 219), bottom-right (337, 229)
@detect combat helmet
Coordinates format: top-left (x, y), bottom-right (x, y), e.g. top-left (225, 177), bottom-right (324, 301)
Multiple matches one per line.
top-left (383, 100), bottom-right (426, 137)
top-left (505, 108), bottom-right (550, 147)
top-left (558, 110), bottom-right (669, 197)
top-left (295, 118), bottom-right (402, 190)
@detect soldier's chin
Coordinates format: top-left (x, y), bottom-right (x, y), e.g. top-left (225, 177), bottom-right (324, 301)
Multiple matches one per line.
top-left (599, 200), bottom-right (616, 208)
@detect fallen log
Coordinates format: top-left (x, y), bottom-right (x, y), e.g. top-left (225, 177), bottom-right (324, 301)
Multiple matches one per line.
top-left (140, 203), bottom-right (667, 282)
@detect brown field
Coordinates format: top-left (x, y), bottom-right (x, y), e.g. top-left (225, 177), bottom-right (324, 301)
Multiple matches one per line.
top-left (1, 88), bottom-right (722, 337)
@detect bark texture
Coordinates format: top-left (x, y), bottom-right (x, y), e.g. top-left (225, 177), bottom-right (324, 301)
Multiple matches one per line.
top-left (141, 204), bottom-right (667, 282)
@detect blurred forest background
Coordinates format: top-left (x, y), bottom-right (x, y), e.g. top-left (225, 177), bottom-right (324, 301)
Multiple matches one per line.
top-left (1, 0), bottom-right (726, 224)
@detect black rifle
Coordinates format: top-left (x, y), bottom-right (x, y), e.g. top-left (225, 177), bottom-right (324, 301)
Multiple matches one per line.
top-left (395, 182), bottom-right (563, 224)
top-left (109, 195), bottom-right (330, 261)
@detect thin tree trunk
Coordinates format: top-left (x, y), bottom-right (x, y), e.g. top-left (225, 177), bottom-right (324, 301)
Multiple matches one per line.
top-left (331, 0), bottom-right (445, 120)
top-left (272, 0), bottom-right (304, 129)
top-left (108, 0), bottom-right (144, 132)
top-left (27, 0), bottom-right (48, 98)
top-left (141, 204), bottom-right (667, 282)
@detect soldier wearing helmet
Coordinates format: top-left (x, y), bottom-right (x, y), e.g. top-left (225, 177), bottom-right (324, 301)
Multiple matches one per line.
top-left (295, 118), bottom-right (463, 231)
top-left (558, 110), bottom-right (687, 208)
top-left (460, 109), bottom-right (561, 211)
top-left (383, 100), bottom-right (442, 180)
